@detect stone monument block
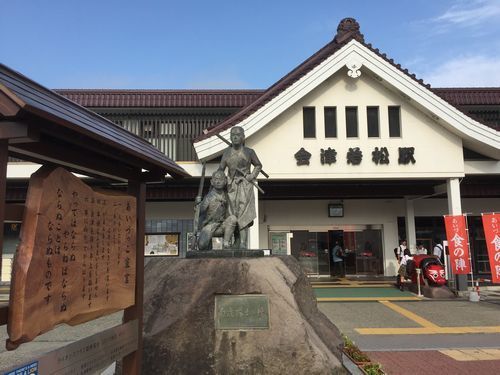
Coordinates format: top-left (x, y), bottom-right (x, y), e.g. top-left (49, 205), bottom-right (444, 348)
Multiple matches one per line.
top-left (142, 256), bottom-right (343, 374)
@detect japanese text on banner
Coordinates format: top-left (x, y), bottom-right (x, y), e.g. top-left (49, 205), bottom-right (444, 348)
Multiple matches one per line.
top-left (444, 215), bottom-right (471, 275)
top-left (481, 213), bottom-right (500, 283)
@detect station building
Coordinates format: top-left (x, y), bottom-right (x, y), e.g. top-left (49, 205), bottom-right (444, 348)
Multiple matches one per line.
top-left (4, 18), bottom-right (500, 279)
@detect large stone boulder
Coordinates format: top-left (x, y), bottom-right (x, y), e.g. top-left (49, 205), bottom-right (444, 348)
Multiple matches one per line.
top-left (142, 256), bottom-right (344, 374)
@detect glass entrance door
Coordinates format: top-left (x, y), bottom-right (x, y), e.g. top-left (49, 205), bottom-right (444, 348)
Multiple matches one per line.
top-left (274, 225), bottom-right (384, 276)
top-left (291, 231), bottom-right (331, 277)
top-left (343, 229), bottom-right (383, 275)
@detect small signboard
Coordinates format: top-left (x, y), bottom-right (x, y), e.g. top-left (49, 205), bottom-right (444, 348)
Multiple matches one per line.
top-left (8, 167), bottom-right (137, 347)
top-left (2, 320), bottom-right (138, 375)
top-left (215, 295), bottom-right (269, 330)
top-left (4, 361), bottom-right (38, 375)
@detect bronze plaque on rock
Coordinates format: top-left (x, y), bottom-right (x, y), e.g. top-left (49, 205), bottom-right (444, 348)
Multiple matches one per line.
top-left (8, 167), bottom-right (137, 347)
top-left (215, 295), bottom-right (269, 330)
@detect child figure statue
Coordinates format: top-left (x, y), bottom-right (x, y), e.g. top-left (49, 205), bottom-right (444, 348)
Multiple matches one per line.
top-left (196, 170), bottom-right (237, 250)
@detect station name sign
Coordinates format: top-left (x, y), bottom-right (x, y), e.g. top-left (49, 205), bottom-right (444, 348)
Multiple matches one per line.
top-left (294, 146), bottom-right (416, 166)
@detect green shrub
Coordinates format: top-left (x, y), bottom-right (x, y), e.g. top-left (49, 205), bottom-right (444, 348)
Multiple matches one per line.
top-left (363, 363), bottom-right (385, 375)
top-left (342, 335), bottom-right (371, 363)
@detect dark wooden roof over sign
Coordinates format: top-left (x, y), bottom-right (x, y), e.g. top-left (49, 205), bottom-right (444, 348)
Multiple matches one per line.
top-left (0, 64), bottom-right (189, 181)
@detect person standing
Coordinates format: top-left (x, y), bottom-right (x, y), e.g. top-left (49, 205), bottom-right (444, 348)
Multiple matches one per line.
top-left (218, 126), bottom-right (262, 249)
top-left (397, 248), bottom-right (413, 291)
top-left (395, 240), bottom-right (407, 262)
top-left (415, 242), bottom-right (428, 255)
top-left (433, 238), bottom-right (444, 262)
top-left (332, 241), bottom-right (344, 278)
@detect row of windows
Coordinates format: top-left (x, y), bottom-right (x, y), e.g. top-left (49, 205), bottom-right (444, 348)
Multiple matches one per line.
top-left (303, 106), bottom-right (401, 139)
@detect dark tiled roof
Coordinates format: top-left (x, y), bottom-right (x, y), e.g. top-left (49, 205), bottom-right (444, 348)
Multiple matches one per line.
top-left (433, 88), bottom-right (500, 106)
top-left (56, 89), bottom-right (264, 108)
top-left (0, 63), bottom-right (189, 179)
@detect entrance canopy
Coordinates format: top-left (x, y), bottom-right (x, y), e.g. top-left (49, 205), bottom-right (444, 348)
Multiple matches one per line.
top-left (0, 63), bottom-right (189, 182)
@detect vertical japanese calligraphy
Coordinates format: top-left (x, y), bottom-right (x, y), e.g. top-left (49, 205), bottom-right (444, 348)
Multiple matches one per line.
top-left (444, 215), bottom-right (471, 275)
top-left (8, 167), bottom-right (137, 348)
top-left (481, 213), bottom-right (500, 284)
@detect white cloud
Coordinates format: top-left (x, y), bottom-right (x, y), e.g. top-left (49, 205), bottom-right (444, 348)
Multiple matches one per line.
top-left (434, 0), bottom-right (500, 27)
top-left (422, 55), bottom-right (500, 87)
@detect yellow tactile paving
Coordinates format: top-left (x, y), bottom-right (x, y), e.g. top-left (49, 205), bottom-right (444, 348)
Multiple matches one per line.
top-left (379, 300), bottom-right (439, 328)
top-left (440, 349), bottom-right (500, 361)
top-left (318, 297), bottom-right (420, 302)
top-left (356, 326), bottom-right (500, 335)
top-left (355, 301), bottom-right (500, 335)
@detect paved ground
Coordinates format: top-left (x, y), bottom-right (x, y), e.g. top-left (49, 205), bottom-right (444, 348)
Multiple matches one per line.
top-left (0, 311), bottom-right (122, 373)
top-left (366, 350), bottom-right (500, 375)
top-left (318, 283), bottom-right (500, 374)
top-left (1, 279), bottom-right (500, 374)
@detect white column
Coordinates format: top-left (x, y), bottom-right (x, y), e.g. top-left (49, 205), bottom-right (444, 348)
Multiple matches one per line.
top-left (248, 185), bottom-right (260, 249)
top-left (447, 177), bottom-right (467, 291)
top-left (405, 197), bottom-right (416, 253)
top-left (447, 177), bottom-right (462, 214)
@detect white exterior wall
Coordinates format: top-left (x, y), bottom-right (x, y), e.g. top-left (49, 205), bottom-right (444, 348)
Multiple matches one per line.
top-left (246, 71), bottom-right (465, 180)
top-left (259, 197), bottom-right (500, 276)
top-left (259, 199), bottom-right (399, 276)
top-left (146, 197), bottom-right (500, 276)
top-left (155, 60), bottom-right (498, 276)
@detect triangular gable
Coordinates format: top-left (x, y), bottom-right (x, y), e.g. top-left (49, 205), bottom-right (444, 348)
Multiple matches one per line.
top-left (194, 18), bottom-right (499, 161)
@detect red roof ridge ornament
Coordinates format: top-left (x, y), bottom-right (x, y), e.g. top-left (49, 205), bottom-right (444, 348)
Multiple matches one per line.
top-left (334, 18), bottom-right (365, 44)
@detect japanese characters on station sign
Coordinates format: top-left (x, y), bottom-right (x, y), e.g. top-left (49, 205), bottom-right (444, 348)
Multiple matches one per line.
top-left (481, 213), bottom-right (500, 284)
top-left (444, 215), bottom-right (471, 275)
top-left (294, 146), bottom-right (416, 166)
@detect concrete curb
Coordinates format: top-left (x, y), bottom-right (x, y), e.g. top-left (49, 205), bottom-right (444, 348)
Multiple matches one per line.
top-left (341, 353), bottom-right (364, 375)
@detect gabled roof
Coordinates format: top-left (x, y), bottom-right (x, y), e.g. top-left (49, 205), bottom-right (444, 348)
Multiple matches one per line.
top-left (194, 18), bottom-right (430, 142)
top-left (55, 89), bottom-right (264, 108)
top-left (193, 18), bottom-right (499, 161)
top-left (0, 63), bottom-right (189, 180)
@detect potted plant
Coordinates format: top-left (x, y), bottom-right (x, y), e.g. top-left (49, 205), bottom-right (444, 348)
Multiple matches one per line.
top-left (362, 363), bottom-right (386, 375)
top-left (342, 335), bottom-right (371, 365)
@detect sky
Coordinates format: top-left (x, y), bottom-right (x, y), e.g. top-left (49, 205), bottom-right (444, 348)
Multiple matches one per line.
top-left (1, 0), bottom-right (500, 89)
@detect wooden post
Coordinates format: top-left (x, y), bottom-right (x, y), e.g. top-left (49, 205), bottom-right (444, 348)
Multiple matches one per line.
top-left (0, 139), bottom-right (9, 279)
top-left (122, 181), bottom-right (146, 374)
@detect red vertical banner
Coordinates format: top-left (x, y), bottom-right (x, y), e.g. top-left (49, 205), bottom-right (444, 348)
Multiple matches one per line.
top-left (444, 215), bottom-right (471, 275)
top-left (481, 213), bottom-right (500, 283)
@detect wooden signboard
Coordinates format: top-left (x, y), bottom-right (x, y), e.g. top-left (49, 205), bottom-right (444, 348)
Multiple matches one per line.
top-left (8, 167), bottom-right (137, 348)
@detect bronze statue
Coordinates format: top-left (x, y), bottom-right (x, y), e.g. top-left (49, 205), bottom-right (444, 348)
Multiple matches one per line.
top-left (218, 126), bottom-right (262, 249)
top-left (196, 170), bottom-right (237, 250)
